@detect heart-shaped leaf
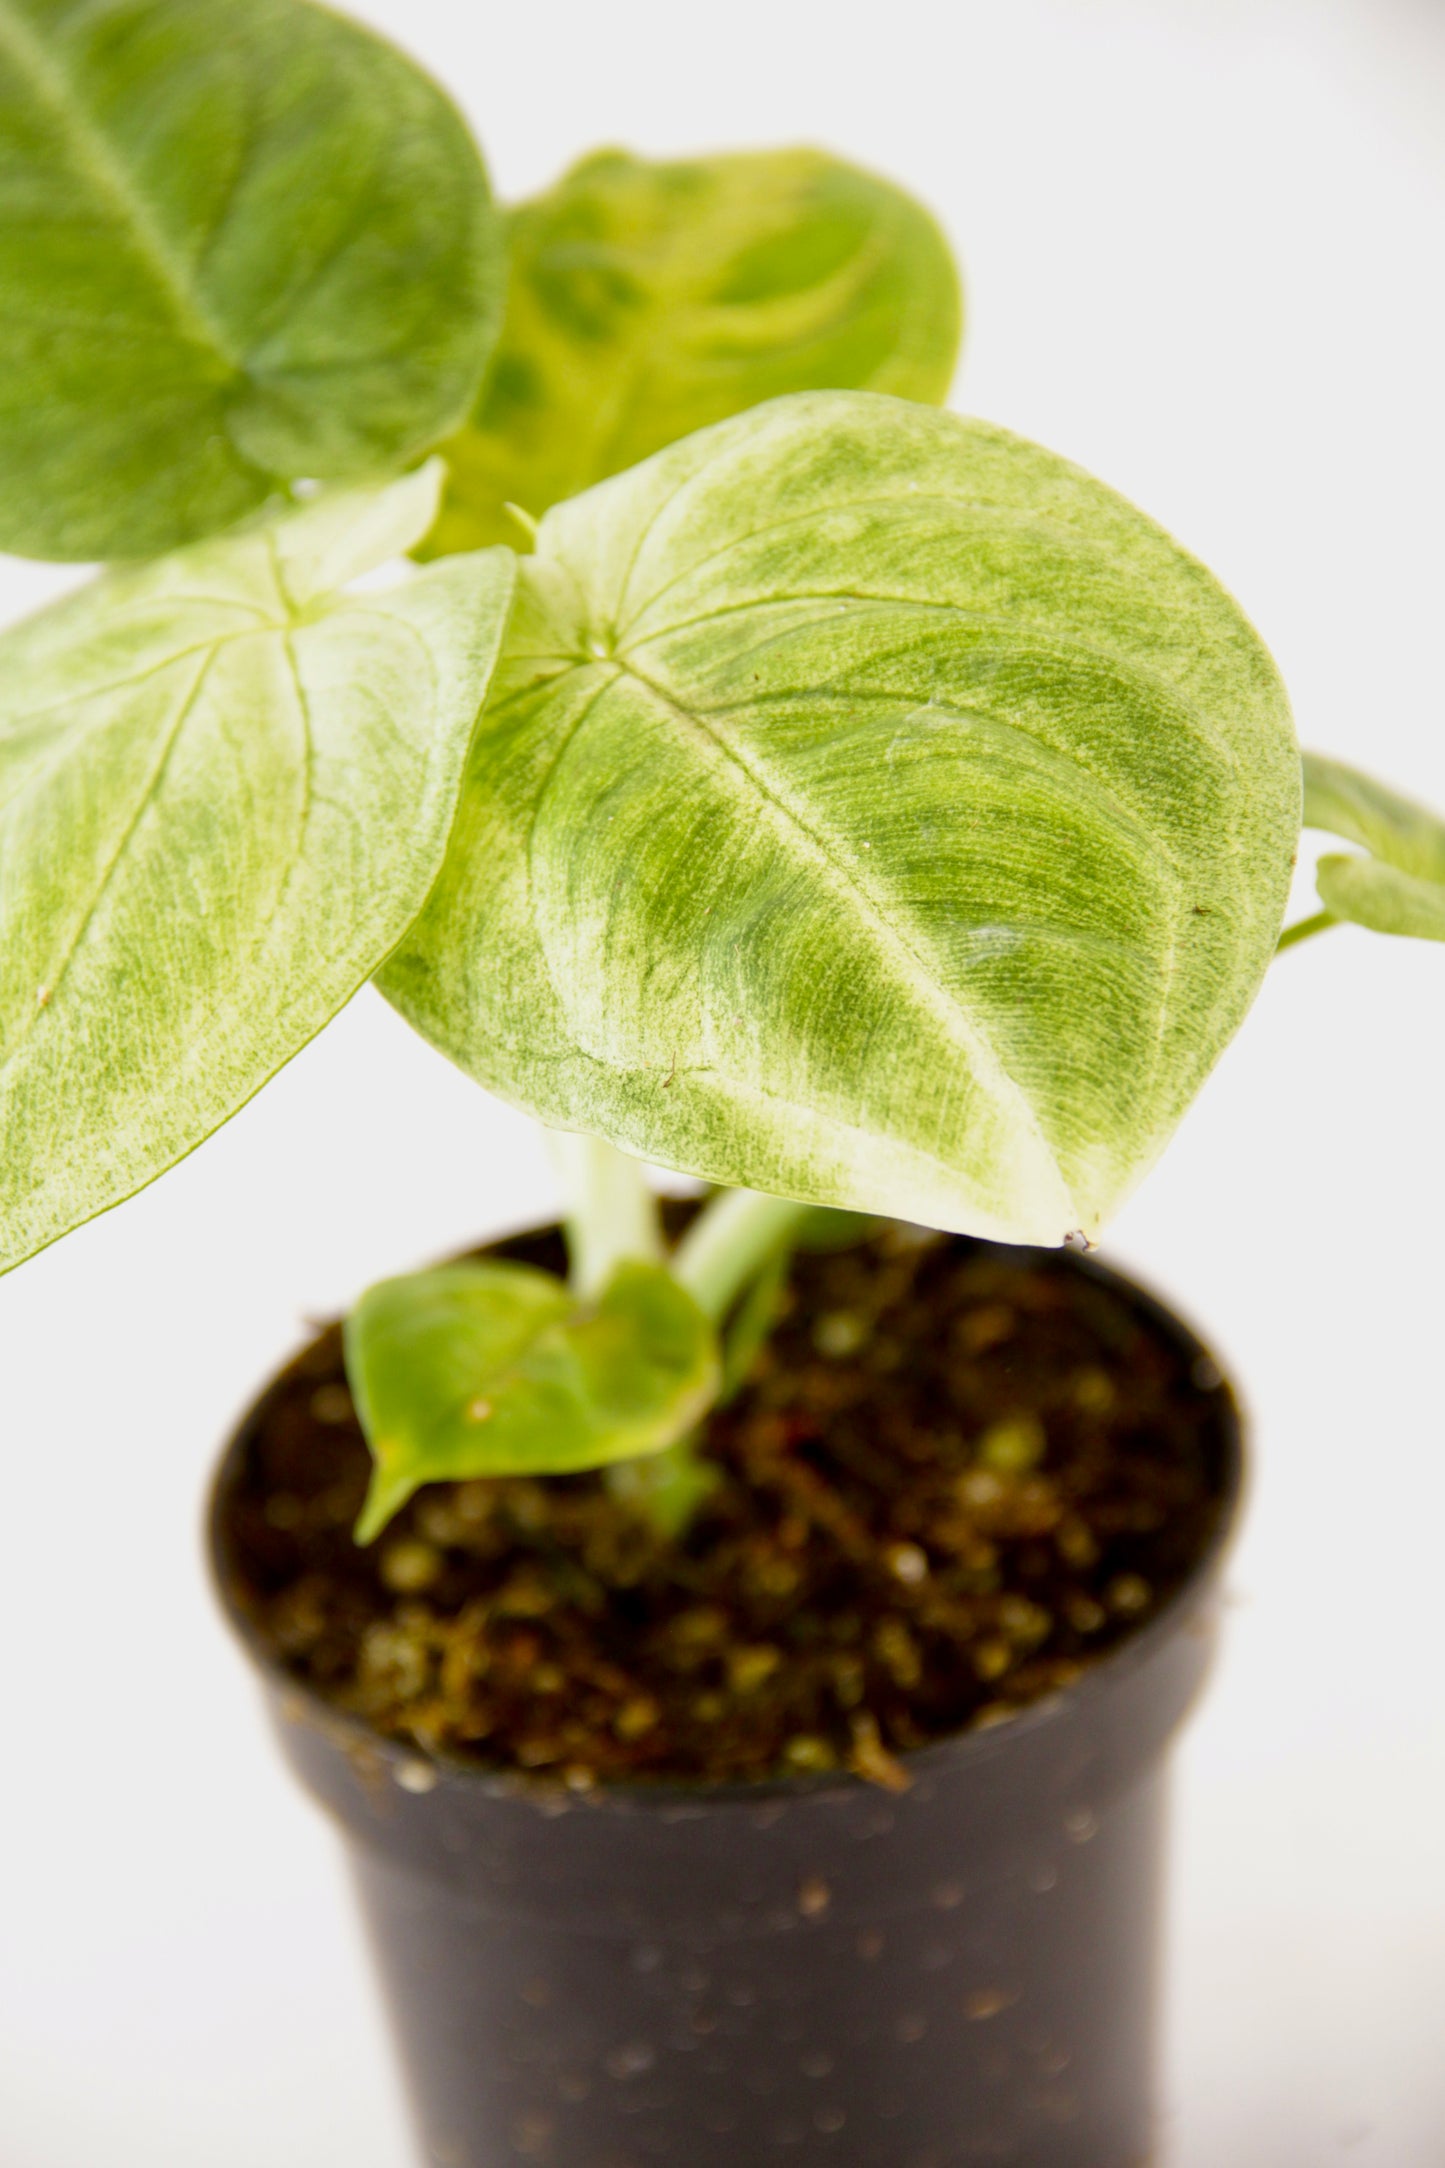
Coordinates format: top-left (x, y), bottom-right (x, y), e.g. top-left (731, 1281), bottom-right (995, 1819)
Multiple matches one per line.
top-left (1303, 751), bottom-right (1445, 943)
top-left (0, 0), bottom-right (504, 559)
top-left (346, 1259), bottom-right (721, 1541)
top-left (382, 392), bottom-right (1299, 1246)
top-left (0, 464), bottom-right (515, 1275)
top-left (424, 146), bottom-right (962, 557)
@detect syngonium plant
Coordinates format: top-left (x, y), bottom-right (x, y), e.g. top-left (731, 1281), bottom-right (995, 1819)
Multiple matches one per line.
top-left (2, 0), bottom-right (1441, 1543)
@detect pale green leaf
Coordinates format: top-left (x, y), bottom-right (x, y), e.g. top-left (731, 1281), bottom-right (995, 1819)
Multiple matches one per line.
top-left (1302, 750), bottom-right (1445, 943)
top-left (424, 146), bottom-right (961, 557)
top-left (382, 392), bottom-right (1299, 1246)
top-left (1303, 751), bottom-right (1445, 882)
top-left (346, 1258), bottom-right (721, 1541)
top-left (0, 0), bottom-right (504, 560)
top-left (0, 464), bottom-right (516, 1274)
top-left (1315, 855), bottom-right (1445, 943)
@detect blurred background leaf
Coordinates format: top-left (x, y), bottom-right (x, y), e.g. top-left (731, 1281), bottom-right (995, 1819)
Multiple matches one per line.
top-left (423, 144), bottom-right (962, 557)
top-left (1303, 751), bottom-right (1445, 944)
top-left (0, 0), bottom-right (505, 558)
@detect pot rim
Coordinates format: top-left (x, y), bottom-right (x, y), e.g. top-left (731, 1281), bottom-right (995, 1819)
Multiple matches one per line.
top-left (207, 1228), bottom-right (1245, 1810)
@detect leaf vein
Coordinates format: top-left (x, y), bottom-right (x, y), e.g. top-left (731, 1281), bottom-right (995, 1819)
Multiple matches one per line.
top-left (0, 0), bottom-right (242, 370)
top-left (0, 644), bottom-right (219, 1074)
top-left (608, 658), bottom-right (1072, 1202)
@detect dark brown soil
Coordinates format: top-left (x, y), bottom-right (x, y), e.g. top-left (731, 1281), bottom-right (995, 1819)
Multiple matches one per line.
top-left (217, 1221), bottom-right (1232, 1790)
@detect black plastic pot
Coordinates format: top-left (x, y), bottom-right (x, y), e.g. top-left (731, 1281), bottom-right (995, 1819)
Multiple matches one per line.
top-left (210, 1241), bottom-right (1241, 2168)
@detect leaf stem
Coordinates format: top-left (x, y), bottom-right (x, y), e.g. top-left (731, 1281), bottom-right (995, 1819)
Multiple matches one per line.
top-left (1275, 908), bottom-right (1339, 956)
top-left (672, 1187), bottom-right (813, 1323)
top-left (545, 1129), bottom-right (663, 1296)
top-left (607, 1439), bottom-right (719, 1540)
top-left (539, 1164), bottom-right (812, 1539)
top-left (609, 1188), bottom-right (812, 1541)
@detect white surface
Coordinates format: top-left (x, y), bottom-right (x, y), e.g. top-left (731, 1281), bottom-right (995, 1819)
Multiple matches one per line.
top-left (2, 1), bottom-right (1444, 2161)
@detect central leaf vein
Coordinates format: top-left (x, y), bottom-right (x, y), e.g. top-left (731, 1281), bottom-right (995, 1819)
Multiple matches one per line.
top-left (0, 0), bottom-right (242, 371)
top-left (607, 657), bottom-right (1073, 1199)
top-left (0, 643), bottom-right (218, 1073)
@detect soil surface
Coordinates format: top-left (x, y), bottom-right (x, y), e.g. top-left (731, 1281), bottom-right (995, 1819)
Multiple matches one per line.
top-left (217, 1221), bottom-right (1233, 1789)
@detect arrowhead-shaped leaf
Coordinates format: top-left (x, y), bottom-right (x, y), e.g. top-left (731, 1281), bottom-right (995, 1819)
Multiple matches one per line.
top-left (382, 392), bottom-right (1299, 1245)
top-left (0, 0), bottom-right (504, 559)
top-left (1303, 751), bottom-right (1445, 944)
top-left (346, 1259), bottom-right (721, 1541)
top-left (0, 465), bottom-right (515, 1274)
top-left (424, 146), bottom-right (961, 557)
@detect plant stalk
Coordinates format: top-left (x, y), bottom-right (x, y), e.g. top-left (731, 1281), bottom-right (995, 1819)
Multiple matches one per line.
top-left (545, 1129), bottom-right (663, 1296)
top-left (620, 1188), bottom-right (813, 1539)
top-left (1275, 908), bottom-right (1339, 955)
top-left (542, 1152), bottom-right (813, 1538)
top-left (672, 1187), bottom-right (814, 1323)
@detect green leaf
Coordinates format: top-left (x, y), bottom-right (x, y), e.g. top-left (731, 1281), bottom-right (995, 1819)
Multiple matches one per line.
top-left (346, 1258), bottom-right (722, 1541)
top-left (423, 146), bottom-right (962, 557)
top-left (382, 392), bottom-right (1299, 1247)
top-left (1303, 751), bottom-right (1445, 943)
top-left (1315, 855), bottom-right (1445, 943)
top-left (0, 0), bottom-right (504, 560)
top-left (0, 464), bottom-right (515, 1275)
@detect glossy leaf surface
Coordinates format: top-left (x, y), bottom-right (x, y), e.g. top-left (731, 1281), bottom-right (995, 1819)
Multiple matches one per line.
top-left (0, 465), bottom-right (515, 1274)
top-left (384, 392), bottom-right (1299, 1245)
top-left (425, 146), bottom-right (961, 556)
top-left (0, 0), bottom-right (504, 559)
top-left (346, 1259), bottom-right (721, 1540)
top-left (1304, 751), bottom-right (1445, 943)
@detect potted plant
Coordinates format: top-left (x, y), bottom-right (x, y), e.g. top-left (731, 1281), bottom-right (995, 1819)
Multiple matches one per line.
top-left (2, 0), bottom-right (1441, 2161)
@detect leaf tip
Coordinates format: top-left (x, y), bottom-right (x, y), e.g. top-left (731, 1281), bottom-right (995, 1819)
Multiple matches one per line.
top-left (354, 1462), bottom-right (414, 1546)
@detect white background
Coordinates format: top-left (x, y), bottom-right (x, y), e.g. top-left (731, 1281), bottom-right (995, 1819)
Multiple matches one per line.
top-left (2, 0), bottom-right (1444, 2161)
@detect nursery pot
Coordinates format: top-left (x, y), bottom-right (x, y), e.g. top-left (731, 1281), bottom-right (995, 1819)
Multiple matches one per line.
top-left (209, 1238), bottom-right (1241, 2168)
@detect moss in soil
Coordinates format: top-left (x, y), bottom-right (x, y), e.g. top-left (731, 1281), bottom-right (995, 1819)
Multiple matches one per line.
top-left (218, 1223), bottom-right (1232, 1789)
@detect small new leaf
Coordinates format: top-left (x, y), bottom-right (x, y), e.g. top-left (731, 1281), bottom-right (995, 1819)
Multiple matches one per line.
top-left (0, 465), bottom-right (516, 1275)
top-left (1303, 752), bottom-right (1445, 944)
top-left (383, 391), bottom-right (1299, 1247)
top-left (0, 0), bottom-right (504, 559)
top-left (424, 146), bottom-right (962, 556)
top-left (346, 1260), bottom-right (722, 1541)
